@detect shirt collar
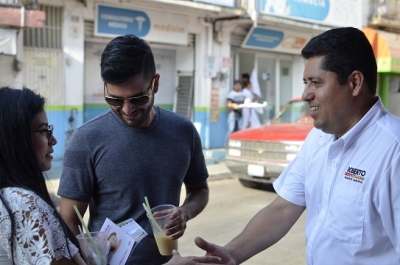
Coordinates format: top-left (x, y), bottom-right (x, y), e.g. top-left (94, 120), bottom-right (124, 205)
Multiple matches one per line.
top-left (341, 97), bottom-right (385, 149)
top-left (319, 97), bottom-right (386, 149)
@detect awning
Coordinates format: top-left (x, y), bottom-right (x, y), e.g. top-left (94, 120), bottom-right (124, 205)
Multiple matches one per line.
top-left (363, 27), bottom-right (400, 74)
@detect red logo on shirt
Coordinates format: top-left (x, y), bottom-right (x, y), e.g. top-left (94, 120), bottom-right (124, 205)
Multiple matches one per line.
top-left (344, 167), bottom-right (365, 184)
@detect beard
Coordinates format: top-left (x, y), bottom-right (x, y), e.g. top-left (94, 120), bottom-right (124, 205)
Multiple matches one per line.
top-left (114, 97), bottom-right (154, 128)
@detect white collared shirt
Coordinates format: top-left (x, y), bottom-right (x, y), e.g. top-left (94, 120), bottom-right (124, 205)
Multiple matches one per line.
top-left (274, 98), bottom-right (400, 265)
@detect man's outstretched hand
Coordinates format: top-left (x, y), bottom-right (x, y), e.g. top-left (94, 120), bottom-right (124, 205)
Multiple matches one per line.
top-left (195, 237), bottom-right (238, 265)
top-left (163, 249), bottom-right (221, 265)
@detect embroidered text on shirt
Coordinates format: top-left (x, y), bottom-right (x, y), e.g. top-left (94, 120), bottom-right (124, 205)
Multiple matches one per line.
top-left (344, 167), bottom-right (366, 184)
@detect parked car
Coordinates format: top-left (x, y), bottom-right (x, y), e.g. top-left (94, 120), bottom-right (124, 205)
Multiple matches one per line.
top-left (226, 97), bottom-right (314, 188)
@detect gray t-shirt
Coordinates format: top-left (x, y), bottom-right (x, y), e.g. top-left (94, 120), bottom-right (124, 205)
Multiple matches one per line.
top-left (58, 106), bottom-right (208, 264)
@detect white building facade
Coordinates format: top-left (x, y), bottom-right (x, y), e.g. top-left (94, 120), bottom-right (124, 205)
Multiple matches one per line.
top-left (0, 0), bottom-right (365, 166)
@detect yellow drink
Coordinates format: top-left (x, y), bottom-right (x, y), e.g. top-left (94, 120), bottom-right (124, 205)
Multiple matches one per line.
top-left (154, 234), bottom-right (178, 256)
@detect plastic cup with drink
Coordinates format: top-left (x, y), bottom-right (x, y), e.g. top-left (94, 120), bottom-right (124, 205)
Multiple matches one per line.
top-left (73, 205), bottom-right (110, 265)
top-left (76, 231), bottom-right (110, 265)
top-left (143, 199), bottom-right (178, 256)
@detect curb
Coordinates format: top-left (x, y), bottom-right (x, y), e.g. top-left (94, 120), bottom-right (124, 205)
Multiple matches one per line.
top-left (206, 161), bottom-right (232, 181)
top-left (208, 172), bottom-right (233, 181)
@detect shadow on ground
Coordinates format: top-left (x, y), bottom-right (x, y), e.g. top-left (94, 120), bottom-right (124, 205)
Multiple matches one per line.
top-left (258, 183), bottom-right (276, 192)
top-left (235, 179), bottom-right (276, 193)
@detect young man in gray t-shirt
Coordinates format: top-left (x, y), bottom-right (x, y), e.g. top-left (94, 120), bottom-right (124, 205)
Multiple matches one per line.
top-left (58, 34), bottom-right (210, 265)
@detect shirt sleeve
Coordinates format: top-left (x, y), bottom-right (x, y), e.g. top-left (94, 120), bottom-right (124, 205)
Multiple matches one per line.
top-left (227, 91), bottom-right (234, 100)
top-left (1, 189), bottom-right (79, 264)
top-left (376, 150), bottom-right (400, 253)
top-left (273, 128), bottom-right (320, 206)
top-left (57, 127), bottom-right (95, 202)
top-left (184, 124), bottom-right (209, 185)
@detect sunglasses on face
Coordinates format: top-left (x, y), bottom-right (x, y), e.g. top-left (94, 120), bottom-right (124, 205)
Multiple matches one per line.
top-left (104, 78), bottom-right (155, 107)
top-left (31, 124), bottom-right (54, 143)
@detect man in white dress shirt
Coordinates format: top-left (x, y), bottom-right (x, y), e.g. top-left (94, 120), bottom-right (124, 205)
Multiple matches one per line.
top-left (194, 27), bottom-right (400, 265)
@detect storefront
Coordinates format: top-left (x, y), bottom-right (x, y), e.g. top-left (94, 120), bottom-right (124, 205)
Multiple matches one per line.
top-left (83, 2), bottom-right (195, 122)
top-left (232, 26), bottom-right (313, 122)
top-left (363, 27), bottom-right (400, 117)
top-left (21, 0), bottom-right (244, 161)
top-left (81, 0), bottom-right (250, 151)
top-left (227, 0), bottom-right (363, 127)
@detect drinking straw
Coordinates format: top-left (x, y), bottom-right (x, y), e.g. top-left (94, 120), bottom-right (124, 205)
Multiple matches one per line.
top-left (73, 205), bottom-right (103, 263)
top-left (144, 196), bottom-right (151, 213)
top-left (77, 225), bottom-right (88, 261)
top-left (78, 225), bottom-right (84, 236)
top-left (143, 197), bottom-right (162, 232)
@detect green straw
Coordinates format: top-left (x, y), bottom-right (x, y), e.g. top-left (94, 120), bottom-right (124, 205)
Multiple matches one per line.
top-left (73, 205), bottom-right (103, 263)
top-left (144, 196), bottom-right (161, 233)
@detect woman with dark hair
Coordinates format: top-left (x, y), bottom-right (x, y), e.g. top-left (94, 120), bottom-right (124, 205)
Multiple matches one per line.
top-left (0, 86), bottom-right (86, 264)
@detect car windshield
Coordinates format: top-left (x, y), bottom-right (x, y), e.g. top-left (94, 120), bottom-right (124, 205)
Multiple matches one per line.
top-left (271, 100), bottom-right (312, 124)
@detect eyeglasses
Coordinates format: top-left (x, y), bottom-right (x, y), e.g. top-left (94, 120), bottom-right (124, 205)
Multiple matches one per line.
top-left (104, 78), bottom-right (155, 107)
top-left (31, 124), bottom-right (54, 143)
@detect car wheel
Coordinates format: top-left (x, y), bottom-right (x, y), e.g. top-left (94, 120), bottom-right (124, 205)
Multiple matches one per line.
top-left (239, 179), bottom-right (263, 189)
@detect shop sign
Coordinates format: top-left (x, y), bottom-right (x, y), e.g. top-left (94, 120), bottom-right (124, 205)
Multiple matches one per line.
top-left (195, 0), bottom-right (235, 7)
top-left (210, 87), bottom-right (219, 122)
top-left (377, 58), bottom-right (400, 74)
top-left (257, 0), bottom-right (361, 28)
top-left (206, 56), bottom-right (218, 78)
top-left (242, 27), bottom-right (310, 54)
top-left (95, 3), bottom-right (188, 45)
top-left (0, 29), bottom-right (17, 55)
top-left (392, 58), bottom-right (400, 73)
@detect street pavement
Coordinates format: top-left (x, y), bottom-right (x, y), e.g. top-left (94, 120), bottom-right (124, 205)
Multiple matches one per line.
top-left (45, 167), bottom-right (307, 265)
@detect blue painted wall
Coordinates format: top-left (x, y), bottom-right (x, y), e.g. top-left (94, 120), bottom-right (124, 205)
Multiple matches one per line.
top-left (46, 105), bottom-right (229, 172)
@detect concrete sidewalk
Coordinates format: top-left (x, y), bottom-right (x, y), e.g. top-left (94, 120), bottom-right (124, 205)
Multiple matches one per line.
top-left (203, 148), bottom-right (231, 180)
top-left (45, 148), bottom-right (231, 181)
top-left (45, 160), bottom-right (232, 182)
top-left (206, 161), bottom-right (232, 180)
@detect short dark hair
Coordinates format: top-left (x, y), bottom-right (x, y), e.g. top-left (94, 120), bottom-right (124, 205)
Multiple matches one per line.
top-left (301, 27), bottom-right (377, 95)
top-left (242, 73), bottom-right (250, 79)
top-left (101, 34), bottom-right (156, 84)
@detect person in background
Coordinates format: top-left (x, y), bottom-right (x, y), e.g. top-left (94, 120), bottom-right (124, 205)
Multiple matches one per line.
top-left (241, 73), bottom-right (260, 102)
top-left (225, 79), bottom-right (245, 145)
top-left (57, 34), bottom-right (210, 264)
top-left (194, 27), bottom-right (400, 264)
top-left (0, 87), bottom-right (85, 265)
top-left (241, 73), bottom-right (251, 89)
top-left (240, 73), bottom-right (261, 129)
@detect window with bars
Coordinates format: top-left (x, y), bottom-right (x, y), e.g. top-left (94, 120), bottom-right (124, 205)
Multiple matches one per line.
top-left (23, 5), bottom-right (62, 49)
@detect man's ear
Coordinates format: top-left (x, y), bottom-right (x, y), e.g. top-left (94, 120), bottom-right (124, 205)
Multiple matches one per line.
top-left (153, 74), bottom-right (160, 94)
top-left (348, 70), bottom-right (364, 96)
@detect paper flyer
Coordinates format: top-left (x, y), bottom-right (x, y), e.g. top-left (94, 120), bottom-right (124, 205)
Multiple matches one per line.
top-left (100, 218), bottom-right (142, 265)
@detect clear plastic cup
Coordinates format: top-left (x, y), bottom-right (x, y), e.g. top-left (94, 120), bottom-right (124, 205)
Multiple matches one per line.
top-left (76, 231), bottom-right (109, 265)
top-left (146, 204), bottom-right (178, 256)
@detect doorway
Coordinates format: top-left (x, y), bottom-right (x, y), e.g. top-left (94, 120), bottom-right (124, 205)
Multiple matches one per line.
top-left (237, 51), bottom-right (293, 124)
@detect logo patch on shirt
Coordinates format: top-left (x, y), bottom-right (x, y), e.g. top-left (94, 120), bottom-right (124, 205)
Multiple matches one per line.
top-left (344, 167), bottom-right (366, 184)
